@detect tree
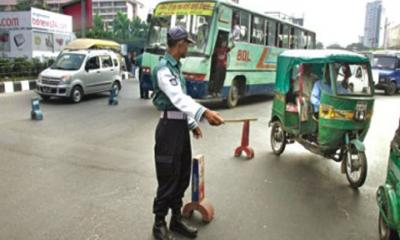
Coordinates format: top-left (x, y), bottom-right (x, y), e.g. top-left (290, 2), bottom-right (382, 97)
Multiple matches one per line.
top-left (15, 0), bottom-right (49, 11)
top-left (316, 42), bottom-right (324, 49)
top-left (345, 42), bottom-right (368, 52)
top-left (326, 44), bottom-right (345, 50)
top-left (112, 12), bottom-right (131, 42)
top-left (87, 14), bottom-right (111, 39)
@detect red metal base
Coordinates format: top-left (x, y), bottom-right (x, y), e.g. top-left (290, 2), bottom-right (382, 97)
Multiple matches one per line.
top-left (182, 198), bottom-right (214, 223)
top-left (235, 146), bottom-right (254, 159)
top-left (234, 120), bottom-right (254, 159)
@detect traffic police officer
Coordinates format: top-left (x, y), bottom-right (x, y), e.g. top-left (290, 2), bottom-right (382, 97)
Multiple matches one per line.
top-left (151, 26), bottom-right (224, 240)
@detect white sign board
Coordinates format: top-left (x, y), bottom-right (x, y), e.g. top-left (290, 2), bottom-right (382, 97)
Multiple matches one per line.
top-left (31, 8), bottom-right (72, 33)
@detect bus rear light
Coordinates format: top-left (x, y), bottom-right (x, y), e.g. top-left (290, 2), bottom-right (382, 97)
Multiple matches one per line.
top-left (183, 72), bottom-right (206, 81)
top-left (142, 67), bottom-right (151, 74)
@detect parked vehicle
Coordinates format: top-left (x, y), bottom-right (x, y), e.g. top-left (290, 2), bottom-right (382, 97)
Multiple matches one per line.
top-left (377, 119), bottom-right (400, 240)
top-left (372, 50), bottom-right (400, 95)
top-left (36, 41), bottom-right (123, 103)
top-left (269, 50), bottom-right (375, 188)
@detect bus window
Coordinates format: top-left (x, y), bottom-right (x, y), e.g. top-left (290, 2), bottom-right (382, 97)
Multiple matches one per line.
top-left (278, 24), bottom-right (289, 48)
top-left (265, 19), bottom-right (276, 47)
top-left (192, 16), bottom-right (212, 52)
top-left (304, 32), bottom-right (315, 49)
top-left (251, 15), bottom-right (265, 45)
top-left (308, 32), bottom-right (316, 49)
top-left (289, 27), bottom-right (295, 49)
top-left (148, 16), bottom-right (172, 48)
top-left (276, 22), bottom-right (281, 47)
top-left (299, 30), bottom-right (306, 49)
top-left (233, 10), bottom-right (250, 42)
top-left (292, 28), bottom-right (302, 49)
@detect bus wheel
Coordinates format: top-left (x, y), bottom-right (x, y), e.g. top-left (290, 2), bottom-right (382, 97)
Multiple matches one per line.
top-left (226, 80), bottom-right (240, 108)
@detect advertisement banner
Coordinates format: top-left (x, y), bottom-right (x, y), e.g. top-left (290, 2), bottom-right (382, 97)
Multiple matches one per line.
top-left (33, 31), bottom-right (54, 52)
top-left (0, 11), bottom-right (31, 29)
top-left (31, 8), bottom-right (72, 33)
top-left (0, 30), bottom-right (10, 52)
top-left (53, 33), bottom-right (73, 51)
top-left (9, 30), bottom-right (32, 58)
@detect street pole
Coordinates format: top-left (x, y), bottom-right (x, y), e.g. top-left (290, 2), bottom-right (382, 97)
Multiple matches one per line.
top-left (81, 0), bottom-right (86, 38)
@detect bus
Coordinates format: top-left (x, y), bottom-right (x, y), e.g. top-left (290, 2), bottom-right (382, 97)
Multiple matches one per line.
top-left (141, 0), bottom-right (316, 107)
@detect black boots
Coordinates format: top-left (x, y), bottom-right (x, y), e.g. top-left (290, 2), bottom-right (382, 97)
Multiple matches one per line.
top-left (169, 214), bottom-right (198, 239)
top-left (153, 217), bottom-right (175, 240)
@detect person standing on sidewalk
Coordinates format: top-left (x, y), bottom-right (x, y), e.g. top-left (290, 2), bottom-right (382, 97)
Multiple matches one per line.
top-left (151, 26), bottom-right (224, 240)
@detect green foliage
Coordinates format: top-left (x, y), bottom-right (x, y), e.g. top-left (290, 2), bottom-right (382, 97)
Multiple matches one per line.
top-left (85, 12), bottom-right (149, 44)
top-left (326, 44), bottom-right (345, 50)
top-left (15, 0), bottom-right (49, 11)
top-left (0, 58), bottom-right (54, 81)
top-left (316, 42), bottom-right (324, 49)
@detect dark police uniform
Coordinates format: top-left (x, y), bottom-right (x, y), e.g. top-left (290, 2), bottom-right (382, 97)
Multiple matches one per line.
top-left (152, 52), bottom-right (206, 218)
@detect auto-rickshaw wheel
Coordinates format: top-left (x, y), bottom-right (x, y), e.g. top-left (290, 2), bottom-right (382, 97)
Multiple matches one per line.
top-left (379, 212), bottom-right (399, 240)
top-left (270, 121), bottom-right (286, 155)
top-left (344, 149), bottom-right (367, 188)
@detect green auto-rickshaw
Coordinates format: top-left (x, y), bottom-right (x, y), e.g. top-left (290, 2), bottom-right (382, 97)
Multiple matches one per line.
top-left (377, 119), bottom-right (400, 240)
top-left (269, 50), bottom-right (375, 188)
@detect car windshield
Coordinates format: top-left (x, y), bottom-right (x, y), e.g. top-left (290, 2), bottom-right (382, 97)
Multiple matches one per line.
top-left (52, 53), bottom-right (86, 71)
top-left (372, 55), bottom-right (396, 70)
top-left (333, 63), bottom-right (372, 96)
top-left (147, 2), bottom-right (214, 55)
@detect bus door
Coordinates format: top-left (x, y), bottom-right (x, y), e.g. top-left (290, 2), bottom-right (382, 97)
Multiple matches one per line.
top-left (208, 31), bottom-right (230, 96)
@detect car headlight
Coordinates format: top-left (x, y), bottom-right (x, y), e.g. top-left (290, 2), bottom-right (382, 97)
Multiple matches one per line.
top-left (379, 77), bottom-right (386, 83)
top-left (60, 75), bottom-right (71, 84)
top-left (37, 74), bottom-right (42, 83)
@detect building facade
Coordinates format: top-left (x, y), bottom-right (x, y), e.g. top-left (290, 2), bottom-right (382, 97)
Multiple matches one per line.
top-left (386, 24), bottom-right (400, 49)
top-left (0, 0), bottom-right (143, 26)
top-left (92, 0), bottom-right (142, 28)
top-left (363, 0), bottom-right (382, 48)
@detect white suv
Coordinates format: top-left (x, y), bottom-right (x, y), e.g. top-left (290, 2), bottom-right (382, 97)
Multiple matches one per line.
top-left (36, 49), bottom-right (123, 103)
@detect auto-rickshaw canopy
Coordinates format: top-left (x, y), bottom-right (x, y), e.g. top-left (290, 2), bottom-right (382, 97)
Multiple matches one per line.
top-left (275, 50), bottom-right (370, 93)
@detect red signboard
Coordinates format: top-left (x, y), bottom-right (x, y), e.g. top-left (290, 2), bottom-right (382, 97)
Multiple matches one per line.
top-left (62, 0), bottom-right (93, 31)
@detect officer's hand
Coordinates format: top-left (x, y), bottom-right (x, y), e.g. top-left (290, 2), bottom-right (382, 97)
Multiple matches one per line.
top-left (203, 110), bottom-right (224, 126)
top-left (192, 127), bottom-right (202, 139)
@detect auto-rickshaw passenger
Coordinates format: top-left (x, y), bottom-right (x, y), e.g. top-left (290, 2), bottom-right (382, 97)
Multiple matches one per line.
top-left (293, 64), bottom-right (318, 98)
top-left (310, 66), bottom-right (332, 113)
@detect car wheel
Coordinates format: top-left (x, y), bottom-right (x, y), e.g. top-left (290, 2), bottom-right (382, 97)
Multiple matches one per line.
top-left (70, 86), bottom-right (83, 103)
top-left (385, 81), bottom-right (397, 96)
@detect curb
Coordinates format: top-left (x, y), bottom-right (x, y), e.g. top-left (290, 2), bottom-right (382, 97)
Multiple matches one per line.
top-left (0, 80), bottom-right (37, 94)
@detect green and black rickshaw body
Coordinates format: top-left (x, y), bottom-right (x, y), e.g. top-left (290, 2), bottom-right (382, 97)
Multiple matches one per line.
top-left (270, 50), bottom-right (375, 188)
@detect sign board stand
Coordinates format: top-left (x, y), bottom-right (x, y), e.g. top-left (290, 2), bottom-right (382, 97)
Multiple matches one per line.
top-left (182, 155), bottom-right (214, 223)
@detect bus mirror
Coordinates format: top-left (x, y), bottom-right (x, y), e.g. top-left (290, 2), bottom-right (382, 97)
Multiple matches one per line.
top-left (147, 13), bottom-right (152, 23)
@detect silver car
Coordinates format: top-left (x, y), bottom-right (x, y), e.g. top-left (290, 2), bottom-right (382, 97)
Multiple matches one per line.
top-left (36, 49), bottom-right (123, 103)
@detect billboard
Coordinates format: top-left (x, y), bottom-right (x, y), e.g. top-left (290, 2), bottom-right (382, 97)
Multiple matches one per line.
top-left (0, 8), bottom-right (72, 33)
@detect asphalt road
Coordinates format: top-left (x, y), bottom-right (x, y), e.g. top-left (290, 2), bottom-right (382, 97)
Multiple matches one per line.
top-left (0, 80), bottom-right (399, 240)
